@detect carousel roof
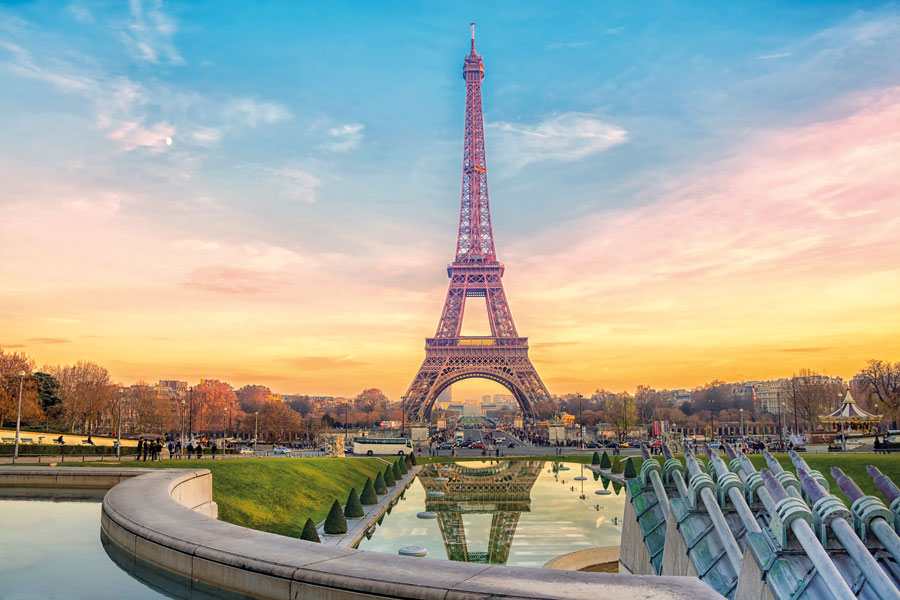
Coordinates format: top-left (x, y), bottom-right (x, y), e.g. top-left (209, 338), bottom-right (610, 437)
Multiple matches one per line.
top-left (819, 390), bottom-right (882, 423)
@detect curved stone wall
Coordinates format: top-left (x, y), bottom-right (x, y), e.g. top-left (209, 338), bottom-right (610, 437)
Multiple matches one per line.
top-left (3, 467), bottom-right (721, 599)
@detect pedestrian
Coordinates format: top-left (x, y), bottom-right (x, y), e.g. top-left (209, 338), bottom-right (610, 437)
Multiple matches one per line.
top-left (186, 443), bottom-right (194, 459)
top-left (211, 444), bottom-right (218, 459)
top-left (142, 440), bottom-right (149, 461)
top-left (197, 444), bottom-right (203, 459)
top-left (137, 439), bottom-right (144, 458)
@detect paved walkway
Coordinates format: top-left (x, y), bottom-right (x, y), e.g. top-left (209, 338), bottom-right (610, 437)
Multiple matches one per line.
top-left (319, 465), bottom-right (419, 548)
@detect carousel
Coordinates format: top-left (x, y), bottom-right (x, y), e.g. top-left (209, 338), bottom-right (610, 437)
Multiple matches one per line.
top-left (819, 390), bottom-right (882, 449)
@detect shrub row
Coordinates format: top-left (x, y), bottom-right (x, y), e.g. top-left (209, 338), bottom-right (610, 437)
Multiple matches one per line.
top-left (0, 443), bottom-right (138, 456)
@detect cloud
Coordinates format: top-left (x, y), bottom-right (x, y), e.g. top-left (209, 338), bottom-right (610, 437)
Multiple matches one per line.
top-left (184, 266), bottom-right (285, 295)
top-left (119, 0), bottom-right (183, 65)
top-left (487, 113), bottom-right (627, 170)
top-left (545, 41), bottom-right (590, 50)
top-left (224, 98), bottom-right (292, 127)
top-left (283, 356), bottom-right (367, 370)
top-left (757, 52), bottom-right (792, 60)
top-left (319, 123), bottom-right (364, 152)
top-left (106, 119), bottom-right (175, 152)
top-left (27, 338), bottom-right (73, 344)
top-left (67, 4), bottom-right (95, 24)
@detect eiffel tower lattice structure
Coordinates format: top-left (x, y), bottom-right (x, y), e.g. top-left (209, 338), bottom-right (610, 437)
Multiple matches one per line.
top-left (418, 462), bottom-right (543, 564)
top-left (401, 24), bottom-right (551, 422)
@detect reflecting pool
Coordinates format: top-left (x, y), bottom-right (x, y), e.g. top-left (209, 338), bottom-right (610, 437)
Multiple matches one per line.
top-left (0, 497), bottom-right (166, 600)
top-left (355, 461), bottom-right (626, 567)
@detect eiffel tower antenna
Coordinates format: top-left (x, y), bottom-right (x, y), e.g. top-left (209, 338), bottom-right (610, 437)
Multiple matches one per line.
top-left (402, 26), bottom-right (551, 422)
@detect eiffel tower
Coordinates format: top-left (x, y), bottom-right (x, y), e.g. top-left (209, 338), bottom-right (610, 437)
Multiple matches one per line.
top-left (401, 25), bottom-right (551, 422)
top-left (418, 462), bottom-right (543, 564)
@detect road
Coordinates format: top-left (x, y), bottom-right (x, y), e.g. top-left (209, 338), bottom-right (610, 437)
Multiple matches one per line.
top-left (425, 427), bottom-right (641, 459)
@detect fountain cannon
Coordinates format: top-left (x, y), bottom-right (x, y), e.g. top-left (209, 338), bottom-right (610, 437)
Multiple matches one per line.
top-left (721, 441), bottom-right (744, 475)
top-left (759, 469), bottom-right (855, 600)
top-left (796, 468), bottom-right (900, 599)
top-left (788, 450), bottom-right (829, 502)
top-left (703, 444), bottom-right (760, 534)
top-left (638, 443), bottom-right (670, 527)
top-left (833, 467), bottom-right (900, 562)
top-left (661, 444), bottom-right (684, 488)
top-left (681, 441), bottom-right (743, 575)
top-left (868, 465), bottom-right (900, 536)
top-left (762, 451), bottom-right (802, 498)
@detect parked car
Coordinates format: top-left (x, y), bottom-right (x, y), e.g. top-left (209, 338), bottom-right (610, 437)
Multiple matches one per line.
top-left (237, 446), bottom-right (255, 455)
top-left (272, 446), bottom-right (292, 456)
top-left (437, 442), bottom-right (454, 450)
top-left (507, 442), bottom-right (516, 448)
top-left (708, 441), bottom-right (722, 449)
top-left (584, 442), bottom-right (600, 448)
top-left (604, 442), bottom-right (620, 448)
top-left (471, 442), bottom-right (485, 449)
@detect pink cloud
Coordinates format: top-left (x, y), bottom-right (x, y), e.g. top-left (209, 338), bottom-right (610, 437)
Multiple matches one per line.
top-left (106, 120), bottom-right (174, 152)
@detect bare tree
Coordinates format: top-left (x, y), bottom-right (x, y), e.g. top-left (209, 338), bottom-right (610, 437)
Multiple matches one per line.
top-left (856, 360), bottom-right (900, 428)
top-left (788, 369), bottom-right (843, 432)
top-left (46, 361), bottom-right (115, 433)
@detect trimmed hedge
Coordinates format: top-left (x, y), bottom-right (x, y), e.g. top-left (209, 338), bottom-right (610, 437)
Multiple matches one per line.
top-left (409, 453), bottom-right (417, 466)
top-left (344, 487), bottom-right (364, 518)
top-left (384, 465), bottom-right (396, 486)
top-left (591, 451), bottom-right (601, 465)
top-left (392, 461), bottom-right (402, 480)
top-left (323, 500), bottom-right (347, 534)
top-left (360, 477), bottom-right (378, 505)
top-left (600, 451), bottom-right (611, 469)
top-left (611, 455), bottom-right (623, 474)
top-left (0, 443), bottom-right (138, 456)
top-left (404, 454), bottom-right (412, 469)
top-left (397, 458), bottom-right (409, 475)
top-left (624, 457), bottom-right (637, 479)
top-left (374, 471), bottom-right (388, 494)
top-left (300, 518), bottom-right (320, 543)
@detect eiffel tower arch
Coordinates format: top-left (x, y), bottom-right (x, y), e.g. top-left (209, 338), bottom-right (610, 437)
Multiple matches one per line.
top-left (402, 25), bottom-right (551, 422)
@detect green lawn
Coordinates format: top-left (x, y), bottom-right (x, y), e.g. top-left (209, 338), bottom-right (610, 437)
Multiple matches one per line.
top-left (105, 457), bottom-right (389, 537)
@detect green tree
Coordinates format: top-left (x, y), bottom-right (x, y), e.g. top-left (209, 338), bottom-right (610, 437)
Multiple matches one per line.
top-left (360, 477), bottom-right (378, 505)
top-left (323, 500), bottom-right (347, 534)
top-left (611, 455), bottom-right (623, 474)
top-left (300, 517), bottom-right (320, 543)
top-left (392, 461), bottom-right (402, 480)
top-left (374, 471), bottom-right (388, 494)
top-left (600, 451), bottom-right (611, 469)
top-left (397, 457), bottom-right (408, 475)
top-left (344, 487), bottom-right (364, 518)
top-left (591, 451), bottom-right (600, 465)
top-left (624, 457), bottom-right (637, 479)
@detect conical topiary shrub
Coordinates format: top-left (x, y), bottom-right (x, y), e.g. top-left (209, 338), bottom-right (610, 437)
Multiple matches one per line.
top-left (602, 475), bottom-right (610, 489)
top-left (392, 461), bottom-right (402, 480)
top-left (612, 481), bottom-right (622, 495)
top-left (324, 500), bottom-right (347, 534)
top-left (592, 471), bottom-right (600, 482)
top-left (384, 465), bottom-right (396, 486)
top-left (360, 477), bottom-right (378, 505)
top-left (374, 470), bottom-right (388, 494)
top-left (600, 451), bottom-right (611, 469)
top-left (377, 513), bottom-right (385, 525)
top-left (398, 458), bottom-right (409, 475)
top-left (344, 487), bottom-right (364, 518)
top-left (300, 517), bottom-right (320, 543)
top-left (591, 451), bottom-right (601, 465)
top-left (624, 457), bottom-right (637, 479)
top-left (611, 455), bottom-right (623, 474)
top-left (404, 454), bottom-right (412, 469)
top-left (409, 453), bottom-right (417, 466)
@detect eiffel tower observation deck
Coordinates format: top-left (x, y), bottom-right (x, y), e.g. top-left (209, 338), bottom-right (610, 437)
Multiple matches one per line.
top-left (402, 25), bottom-right (551, 422)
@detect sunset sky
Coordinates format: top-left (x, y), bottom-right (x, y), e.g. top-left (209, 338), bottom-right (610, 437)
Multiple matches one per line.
top-left (2, 2), bottom-right (899, 400)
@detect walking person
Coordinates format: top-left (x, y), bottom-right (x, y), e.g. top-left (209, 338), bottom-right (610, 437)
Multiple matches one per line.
top-left (142, 440), bottom-right (149, 461)
top-left (211, 444), bottom-right (218, 459)
top-left (196, 444), bottom-right (203, 459)
top-left (186, 442), bottom-right (194, 459)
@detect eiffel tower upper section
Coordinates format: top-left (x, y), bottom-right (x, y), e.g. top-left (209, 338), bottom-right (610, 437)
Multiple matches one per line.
top-left (455, 23), bottom-right (496, 266)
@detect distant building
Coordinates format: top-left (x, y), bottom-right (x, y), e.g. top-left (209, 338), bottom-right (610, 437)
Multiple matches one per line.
top-left (155, 380), bottom-right (187, 396)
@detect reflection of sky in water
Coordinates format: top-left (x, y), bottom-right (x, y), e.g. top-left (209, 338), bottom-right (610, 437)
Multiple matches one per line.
top-left (356, 461), bottom-right (626, 568)
top-left (0, 499), bottom-right (165, 600)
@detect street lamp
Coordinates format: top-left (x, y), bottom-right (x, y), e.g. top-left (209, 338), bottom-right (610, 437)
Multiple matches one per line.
top-left (739, 408), bottom-right (744, 439)
top-left (254, 411), bottom-right (259, 454)
top-left (116, 387), bottom-right (123, 460)
top-left (781, 401), bottom-right (787, 445)
top-left (180, 398), bottom-right (186, 459)
top-left (223, 407), bottom-right (228, 458)
top-left (13, 370), bottom-right (25, 463)
top-left (188, 386), bottom-right (194, 436)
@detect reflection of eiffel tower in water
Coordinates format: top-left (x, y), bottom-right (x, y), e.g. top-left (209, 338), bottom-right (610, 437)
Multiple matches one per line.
top-left (418, 462), bottom-right (542, 564)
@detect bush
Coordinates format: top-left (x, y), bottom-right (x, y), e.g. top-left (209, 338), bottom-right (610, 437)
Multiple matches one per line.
top-left (300, 518), bottom-right (320, 543)
top-left (374, 471), bottom-right (388, 494)
top-left (398, 458), bottom-right (409, 475)
top-left (384, 465), bottom-right (396, 486)
top-left (392, 461), bottom-right (403, 480)
top-left (409, 453), bottom-right (417, 466)
top-left (624, 457), bottom-right (637, 479)
top-left (591, 451), bottom-right (601, 465)
top-left (404, 454), bottom-right (413, 469)
top-left (360, 477), bottom-right (378, 505)
top-left (344, 487), bottom-right (364, 518)
top-left (323, 500), bottom-right (347, 534)
top-left (0, 443), bottom-right (138, 456)
top-left (600, 451), bottom-right (611, 469)
top-left (611, 455), bottom-right (623, 474)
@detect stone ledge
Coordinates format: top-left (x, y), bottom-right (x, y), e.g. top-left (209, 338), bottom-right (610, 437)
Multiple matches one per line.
top-left (1, 466), bottom-right (721, 600)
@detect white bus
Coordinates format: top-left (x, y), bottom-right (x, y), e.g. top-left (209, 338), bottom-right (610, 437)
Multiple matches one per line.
top-left (352, 437), bottom-right (412, 456)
